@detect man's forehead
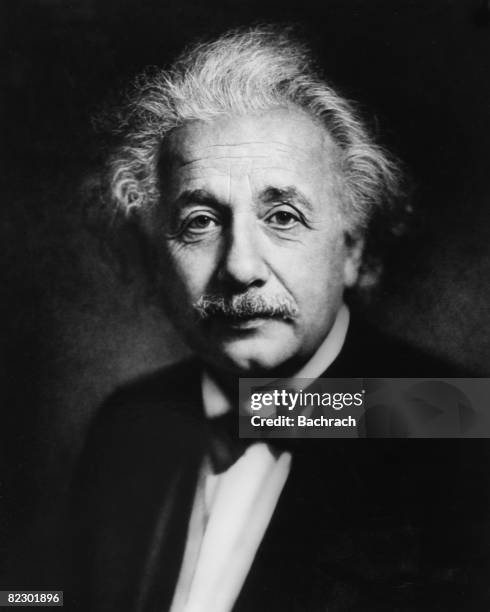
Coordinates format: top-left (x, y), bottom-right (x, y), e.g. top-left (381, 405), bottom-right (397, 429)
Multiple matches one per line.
top-left (161, 108), bottom-right (340, 170)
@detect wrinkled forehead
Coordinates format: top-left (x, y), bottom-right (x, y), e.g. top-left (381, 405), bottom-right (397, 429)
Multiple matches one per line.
top-left (157, 109), bottom-right (343, 205)
top-left (159, 108), bottom-right (341, 176)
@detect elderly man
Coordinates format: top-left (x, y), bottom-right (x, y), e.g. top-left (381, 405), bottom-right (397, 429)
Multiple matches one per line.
top-left (66, 26), bottom-right (479, 612)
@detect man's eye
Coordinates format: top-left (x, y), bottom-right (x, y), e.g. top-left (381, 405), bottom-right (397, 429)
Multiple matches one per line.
top-left (184, 214), bottom-right (219, 233)
top-left (266, 210), bottom-right (300, 228)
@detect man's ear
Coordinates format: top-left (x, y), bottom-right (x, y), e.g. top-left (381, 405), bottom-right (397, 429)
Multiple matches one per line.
top-left (128, 209), bottom-right (161, 286)
top-left (105, 207), bottom-right (155, 286)
top-left (343, 231), bottom-right (365, 288)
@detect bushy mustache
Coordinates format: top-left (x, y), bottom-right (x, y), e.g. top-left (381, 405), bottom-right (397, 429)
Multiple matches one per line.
top-left (193, 293), bottom-right (299, 321)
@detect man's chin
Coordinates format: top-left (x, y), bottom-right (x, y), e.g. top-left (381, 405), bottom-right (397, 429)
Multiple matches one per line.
top-left (207, 334), bottom-right (299, 377)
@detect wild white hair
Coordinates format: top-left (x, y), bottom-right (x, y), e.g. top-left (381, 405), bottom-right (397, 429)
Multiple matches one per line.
top-left (95, 25), bottom-right (410, 290)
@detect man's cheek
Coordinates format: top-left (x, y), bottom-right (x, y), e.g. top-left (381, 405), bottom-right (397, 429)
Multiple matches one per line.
top-left (171, 255), bottom-right (214, 294)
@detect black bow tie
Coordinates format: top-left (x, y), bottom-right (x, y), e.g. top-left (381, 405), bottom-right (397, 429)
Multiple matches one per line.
top-left (207, 411), bottom-right (301, 473)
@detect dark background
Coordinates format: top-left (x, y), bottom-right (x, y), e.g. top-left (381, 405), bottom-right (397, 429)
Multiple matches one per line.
top-left (1, 0), bottom-right (489, 571)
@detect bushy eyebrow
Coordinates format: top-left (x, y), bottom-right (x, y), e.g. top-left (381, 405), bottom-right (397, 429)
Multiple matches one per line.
top-left (172, 186), bottom-right (314, 211)
top-left (174, 189), bottom-right (219, 208)
top-left (261, 186), bottom-right (313, 211)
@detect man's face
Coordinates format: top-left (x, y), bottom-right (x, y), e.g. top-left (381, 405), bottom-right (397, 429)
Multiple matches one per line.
top-left (145, 108), bottom-right (361, 375)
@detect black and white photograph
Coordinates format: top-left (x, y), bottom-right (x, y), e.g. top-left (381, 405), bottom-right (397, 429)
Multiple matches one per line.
top-left (2, 1), bottom-right (490, 610)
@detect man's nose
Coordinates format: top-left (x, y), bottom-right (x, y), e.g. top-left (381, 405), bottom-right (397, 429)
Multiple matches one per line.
top-left (218, 216), bottom-right (270, 288)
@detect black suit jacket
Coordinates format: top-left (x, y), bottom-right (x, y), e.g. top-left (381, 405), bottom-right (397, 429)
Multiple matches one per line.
top-left (64, 321), bottom-right (490, 611)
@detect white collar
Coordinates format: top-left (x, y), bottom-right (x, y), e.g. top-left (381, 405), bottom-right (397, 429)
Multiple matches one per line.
top-left (201, 304), bottom-right (350, 418)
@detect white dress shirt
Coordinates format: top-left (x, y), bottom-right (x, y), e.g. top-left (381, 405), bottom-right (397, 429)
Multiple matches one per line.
top-left (169, 305), bottom-right (350, 612)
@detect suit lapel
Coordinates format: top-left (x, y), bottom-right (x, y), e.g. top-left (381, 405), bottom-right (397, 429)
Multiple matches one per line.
top-left (137, 457), bottom-right (202, 612)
